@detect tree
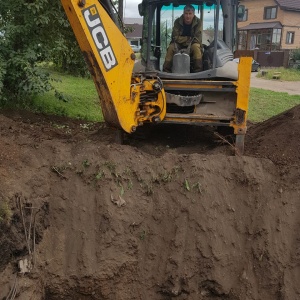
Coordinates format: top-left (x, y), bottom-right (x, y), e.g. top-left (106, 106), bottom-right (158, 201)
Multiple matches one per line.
top-left (0, 0), bottom-right (86, 103)
top-left (204, 25), bottom-right (223, 43)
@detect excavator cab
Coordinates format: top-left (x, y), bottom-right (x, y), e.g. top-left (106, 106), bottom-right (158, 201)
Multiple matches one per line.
top-left (61, 0), bottom-right (251, 154)
top-left (134, 0), bottom-right (251, 154)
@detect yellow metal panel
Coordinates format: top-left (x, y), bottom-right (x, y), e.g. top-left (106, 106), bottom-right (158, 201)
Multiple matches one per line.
top-left (231, 56), bottom-right (252, 135)
top-left (236, 57), bottom-right (252, 116)
top-left (61, 0), bottom-right (139, 133)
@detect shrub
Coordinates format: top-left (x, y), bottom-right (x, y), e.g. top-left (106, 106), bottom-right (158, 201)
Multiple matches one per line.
top-left (291, 48), bottom-right (300, 61)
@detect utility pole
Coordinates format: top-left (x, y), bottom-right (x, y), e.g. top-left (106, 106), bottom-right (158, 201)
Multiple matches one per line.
top-left (118, 0), bottom-right (124, 22)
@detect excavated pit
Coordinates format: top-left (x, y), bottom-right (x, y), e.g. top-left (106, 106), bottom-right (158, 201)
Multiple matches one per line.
top-left (0, 105), bottom-right (299, 300)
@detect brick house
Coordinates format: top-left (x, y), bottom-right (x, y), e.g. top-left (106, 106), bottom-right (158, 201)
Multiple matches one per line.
top-left (237, 0), bottom-right (300, 51)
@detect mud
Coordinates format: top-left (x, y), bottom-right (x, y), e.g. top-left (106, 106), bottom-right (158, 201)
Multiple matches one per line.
top-left (0, 105), bottom-right (299, 300)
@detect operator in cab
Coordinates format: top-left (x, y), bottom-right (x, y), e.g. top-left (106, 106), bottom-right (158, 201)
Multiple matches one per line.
top-left (163, 4), bottom-right (202, 73)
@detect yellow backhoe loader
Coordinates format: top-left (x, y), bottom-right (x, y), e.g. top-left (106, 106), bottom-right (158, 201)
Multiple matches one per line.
top-left (61, 0), bottom-right (251, 154)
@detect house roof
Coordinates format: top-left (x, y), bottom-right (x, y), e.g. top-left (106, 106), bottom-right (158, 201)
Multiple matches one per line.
top-left (275, 0), bottom-right (300, 11)
top-left (239, 21), bottom-right (283, 30)
top-left (124, 18), bottom-right (143, 25)
top-left (125, 23), bottom-right (143, 38)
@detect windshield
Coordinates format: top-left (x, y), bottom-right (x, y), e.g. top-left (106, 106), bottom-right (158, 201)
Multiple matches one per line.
top-left (139, 0), bottom-right (237, 74)
top-left (151, 3), bottom-right (223, 71)
top-left (159, 3), bottom-right (223, 55)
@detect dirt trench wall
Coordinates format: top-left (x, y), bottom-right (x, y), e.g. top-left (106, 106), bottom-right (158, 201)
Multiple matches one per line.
top-left (1, 131), bottom-right (299, 300)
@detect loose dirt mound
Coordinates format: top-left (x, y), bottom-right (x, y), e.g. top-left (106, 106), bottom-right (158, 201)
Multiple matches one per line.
top-left (246, 105), bottom-right (300, 165)
top-left (0, 106), bottom-right (299, 300)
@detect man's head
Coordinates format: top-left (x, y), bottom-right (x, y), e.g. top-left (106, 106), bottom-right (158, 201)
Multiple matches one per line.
top-left (183, 4), bottom-right (195, 25)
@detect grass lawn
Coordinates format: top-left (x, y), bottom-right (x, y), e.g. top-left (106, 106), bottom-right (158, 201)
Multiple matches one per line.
top-left (3, 68), bottom-right (300, 124)
top-left (256, 67), bottom-right (300, 81)
top-left (32, 70), bottom-right (102, 122)
top-left (248, 88), bottom-right (300, 123)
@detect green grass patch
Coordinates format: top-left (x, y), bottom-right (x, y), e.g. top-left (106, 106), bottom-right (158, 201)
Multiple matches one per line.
top-left (248, 88), bottom-right (300, 122)
top-left (2, 67), bottom-right (299, 125)
top-left (257, 67), bottom-right (300, 81)
top-left (0, 200), bottom-right (12, 224)
top-left (32, 69), bottom-right (102, 122)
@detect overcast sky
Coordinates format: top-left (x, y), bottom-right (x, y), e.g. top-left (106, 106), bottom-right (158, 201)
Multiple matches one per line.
top-left (124, 0), bottom-right (141, 18)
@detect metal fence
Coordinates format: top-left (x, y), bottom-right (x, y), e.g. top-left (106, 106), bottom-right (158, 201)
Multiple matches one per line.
top-left (234, 49), bottom-right (291, 68)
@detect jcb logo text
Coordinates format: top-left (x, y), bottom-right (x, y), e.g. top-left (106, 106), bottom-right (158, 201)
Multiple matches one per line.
top-left (83, 6), bottom-right (117, 71)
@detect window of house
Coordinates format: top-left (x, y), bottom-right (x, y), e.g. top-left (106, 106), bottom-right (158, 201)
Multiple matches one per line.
top-left (238, 9), bottom-right (248, 22)
top-left (253, 30), bottom-right (271, 50)
top-left (237, 30), bottom-right (247, 50)
top-left (264, 6), bottom-right (277, 19)
top-left (272, 29), bottom-right (281, 50)
top-left (130, 40), bottom-right (139, 46)
top-left (286, 32), bottom-right (295, 44)
top-left (247, 28), bottom-right (281, 51)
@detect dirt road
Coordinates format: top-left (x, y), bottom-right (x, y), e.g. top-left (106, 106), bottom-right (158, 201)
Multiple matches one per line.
top-left (250, 73), bottom-right (300, 95)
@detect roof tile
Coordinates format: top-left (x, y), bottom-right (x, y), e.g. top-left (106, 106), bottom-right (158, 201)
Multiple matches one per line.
top-left (275, 0), bottom-right (300, 11)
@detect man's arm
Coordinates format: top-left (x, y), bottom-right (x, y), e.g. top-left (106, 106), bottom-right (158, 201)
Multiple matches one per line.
top-left (192, 18), bottom-right (202, 44)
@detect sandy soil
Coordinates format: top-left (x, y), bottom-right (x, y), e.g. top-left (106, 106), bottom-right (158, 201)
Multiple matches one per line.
top-left (0, 104), bottom-right (299, 300)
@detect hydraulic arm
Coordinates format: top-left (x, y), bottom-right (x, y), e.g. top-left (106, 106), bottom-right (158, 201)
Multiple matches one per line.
top-left (61, 0), bottom-right (166, 133)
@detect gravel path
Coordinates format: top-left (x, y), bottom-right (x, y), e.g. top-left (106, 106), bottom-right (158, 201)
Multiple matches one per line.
top-left (250, 73), bottom-right (300, 95)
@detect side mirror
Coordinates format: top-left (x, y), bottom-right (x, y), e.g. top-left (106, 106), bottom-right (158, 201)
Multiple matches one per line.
top-left (237, 5), bottom-right (245, 19)
top-left (138, 3), bottom-right (144, 16)
top-left (173, 0), bottom-right (180, 7)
